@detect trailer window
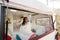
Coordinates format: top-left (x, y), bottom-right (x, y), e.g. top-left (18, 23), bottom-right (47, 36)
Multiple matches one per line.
top-left (5, 8), bottom-right (54, 40)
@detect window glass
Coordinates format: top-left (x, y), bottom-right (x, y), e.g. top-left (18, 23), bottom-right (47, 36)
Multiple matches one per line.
top-left (5, 8), bottom-right (53, 40)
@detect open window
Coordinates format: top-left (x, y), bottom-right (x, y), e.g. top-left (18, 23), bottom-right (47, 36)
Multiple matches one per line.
top-left (4, 7), bottom-right (54, 40)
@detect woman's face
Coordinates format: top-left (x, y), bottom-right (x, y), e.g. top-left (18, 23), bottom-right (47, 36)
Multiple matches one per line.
top-left (25, 17), bottom-right (29, 23)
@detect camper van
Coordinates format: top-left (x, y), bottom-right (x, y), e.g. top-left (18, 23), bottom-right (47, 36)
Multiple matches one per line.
top-left (0, 0), bottom-right (57, 40)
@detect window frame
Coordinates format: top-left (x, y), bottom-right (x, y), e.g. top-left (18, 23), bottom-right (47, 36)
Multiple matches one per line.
top-left (3, 6), bottom-right (54, 40)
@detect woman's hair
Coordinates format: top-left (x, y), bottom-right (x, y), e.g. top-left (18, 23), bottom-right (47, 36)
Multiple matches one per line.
top-left (22, 17), bottom-right (27, 25)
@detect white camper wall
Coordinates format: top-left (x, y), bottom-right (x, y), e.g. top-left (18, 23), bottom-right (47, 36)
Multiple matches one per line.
top-left (9, 0), bottom-right (52, 14)
top-left (38, 30), bottom-right (57, 40)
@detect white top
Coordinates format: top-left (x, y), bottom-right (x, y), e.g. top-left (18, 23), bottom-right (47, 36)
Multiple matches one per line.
top-left (19, 22), bottom-right (33, 40)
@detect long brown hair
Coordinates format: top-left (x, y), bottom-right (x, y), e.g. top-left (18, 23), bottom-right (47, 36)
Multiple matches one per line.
top-left (22, 17), bottom-right (27, 25)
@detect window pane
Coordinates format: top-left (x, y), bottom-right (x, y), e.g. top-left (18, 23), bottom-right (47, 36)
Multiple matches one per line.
top-left (5, 8), bottom-right (53, 40)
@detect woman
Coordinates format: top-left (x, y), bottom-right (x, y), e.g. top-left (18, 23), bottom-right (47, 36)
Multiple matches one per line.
top-left (19, 17), bottom-right (36, 40)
